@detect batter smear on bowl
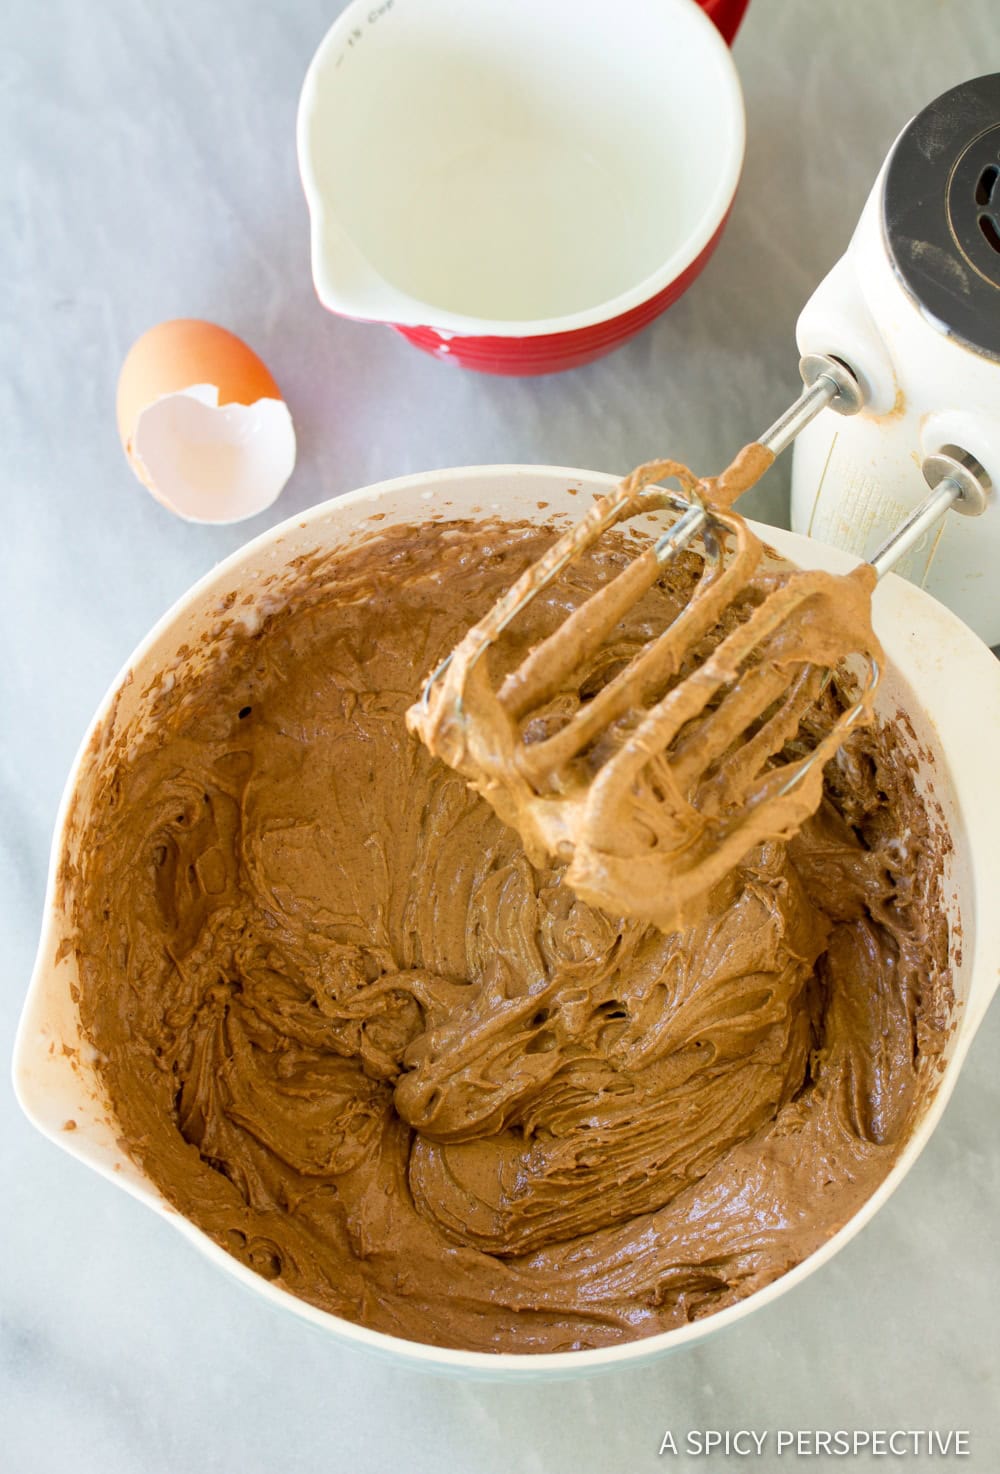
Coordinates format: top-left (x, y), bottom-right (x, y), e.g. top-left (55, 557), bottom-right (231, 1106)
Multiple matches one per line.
top-left (73, 514), bottom-right (951, 1353)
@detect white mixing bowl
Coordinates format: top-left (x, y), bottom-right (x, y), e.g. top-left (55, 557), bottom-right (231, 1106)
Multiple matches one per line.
top-left (14, 466), bottom-right (1000, 1378)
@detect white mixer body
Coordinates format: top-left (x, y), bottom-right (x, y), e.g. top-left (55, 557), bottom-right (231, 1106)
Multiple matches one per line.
top-left (792, 158), bottom-right (1000, 645)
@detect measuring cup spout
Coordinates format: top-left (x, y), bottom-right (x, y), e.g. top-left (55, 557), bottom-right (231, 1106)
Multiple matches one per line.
top-left (305, 208), bottom-right (425, 327)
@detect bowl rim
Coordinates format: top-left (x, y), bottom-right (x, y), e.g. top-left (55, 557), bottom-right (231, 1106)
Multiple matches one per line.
top-left (296, 0), bottom-right (746, 339)
top-left (15, 462), bottom-right (1000, 1376)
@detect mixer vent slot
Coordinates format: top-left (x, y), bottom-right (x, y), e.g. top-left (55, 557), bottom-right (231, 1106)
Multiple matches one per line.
top-left (975, 163), bottom-right (997, 206)
top-left (977, 163), bottom-right (1000, 254)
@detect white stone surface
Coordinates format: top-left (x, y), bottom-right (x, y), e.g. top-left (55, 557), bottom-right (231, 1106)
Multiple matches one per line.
top-left (2, 2), bottom-right (998, 1470)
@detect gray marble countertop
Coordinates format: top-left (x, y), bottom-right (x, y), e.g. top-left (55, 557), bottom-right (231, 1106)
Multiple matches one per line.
top-left (3, 2), bottom-right (998, 1470)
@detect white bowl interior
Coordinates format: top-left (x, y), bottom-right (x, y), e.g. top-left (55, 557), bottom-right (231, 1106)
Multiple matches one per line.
top-left (15, 466), bottom-right (1000, 1378)
top-left (298, 0), bottom-right (744, 330)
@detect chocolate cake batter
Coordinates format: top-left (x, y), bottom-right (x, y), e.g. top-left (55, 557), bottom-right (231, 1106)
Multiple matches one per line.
top-left (73, 517), bottom-right (950, 1353)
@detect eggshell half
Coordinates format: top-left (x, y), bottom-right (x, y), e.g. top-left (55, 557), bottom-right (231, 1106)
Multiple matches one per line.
top-left (117, 320), bottom-right (297, 524)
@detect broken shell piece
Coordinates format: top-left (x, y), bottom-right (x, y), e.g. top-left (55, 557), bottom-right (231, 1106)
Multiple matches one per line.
top-left (116, 319), bottom-right (297, 525)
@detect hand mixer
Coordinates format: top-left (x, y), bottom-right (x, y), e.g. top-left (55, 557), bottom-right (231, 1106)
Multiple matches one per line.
top-left (793, 72), bottom-right (1000, 645)
top-left (407, 79), bottom-right (996, 933)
